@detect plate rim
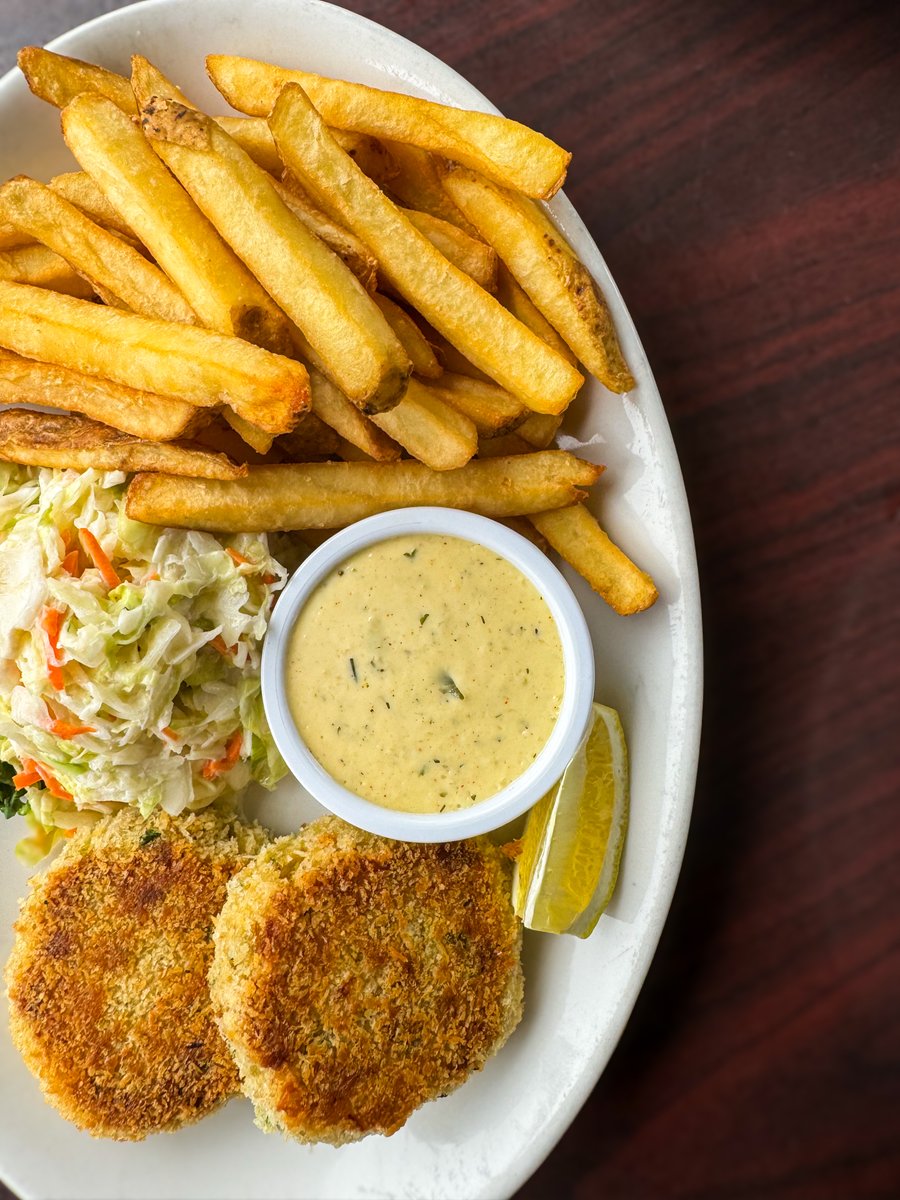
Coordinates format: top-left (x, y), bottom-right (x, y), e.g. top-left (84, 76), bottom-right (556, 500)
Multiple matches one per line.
top-left (0, 1), bottom-right (703, 1196)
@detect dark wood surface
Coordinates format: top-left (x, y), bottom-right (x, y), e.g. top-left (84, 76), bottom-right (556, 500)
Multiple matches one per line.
top-left (2, 1), bottom-right (898, 1197)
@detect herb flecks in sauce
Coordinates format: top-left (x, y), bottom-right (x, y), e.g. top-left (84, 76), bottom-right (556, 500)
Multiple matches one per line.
top-left (285, 534), bottom-right (564, 814)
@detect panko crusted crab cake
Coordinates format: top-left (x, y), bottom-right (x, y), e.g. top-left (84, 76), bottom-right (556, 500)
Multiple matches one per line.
top-left (210, 815), bottom-right (524, 1144)
top-left (5, 807), bottom-right (269, 1140)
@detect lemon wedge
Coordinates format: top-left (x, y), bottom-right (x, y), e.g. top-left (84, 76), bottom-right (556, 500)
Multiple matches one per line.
top-left (513, 702), bottom-right (629, 937)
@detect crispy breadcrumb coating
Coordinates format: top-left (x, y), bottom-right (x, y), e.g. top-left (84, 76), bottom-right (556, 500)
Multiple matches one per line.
top-left (5, 807), bottom-right (268, 1140)
top-left (210, 815), bottom-right (523, 1145)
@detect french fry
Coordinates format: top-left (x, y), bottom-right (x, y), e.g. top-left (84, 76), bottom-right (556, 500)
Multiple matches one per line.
top-left (139, 97), bottom-right (410, 413)
top-left (440, 166), bottom-right (634, 393)
top-left (502, 515), bottom-right (549, 552)
top-left (0, 409), bottom-right (245, 480)
top-left (126, 451), bottom-right (602, 532)
top-left (132, 54), bottom-right (395, 184)
top-left (191, 414), bottom-right (283, 464)
top-left (372, 294), bottom-right (442, 379)
top-left (274, 175), bottom-right (378, 292)
top-left (371, 378), bottom-right (477, 470)
top-left (0, 243), bottom-right (94, 298)
top-left (0, 281), bottom-right (308, 434)
top-left (332, 436), bottom-right (375, 462)
top-left (381, 140), bottom-right (477, 233)
top-left (221, 410), bottom-right (275, 456)
top-left (17, 46), bottom-right (137, 114)
top-left (270, 84), bottom-right (583, 415)
top-left (425, 329), bottom-right (492, 382)
top-left (308, 369), bottom-right (401, 462)
top-left (430, 372), bottom-right (525, 436)
top-left (516, 412), bottom-right (562, 448)
top-left (207, 56), bottom-right (571, 198)
top-left (277, 413), bottom-right (341, 461)
top-left (0, 349), bottom-right (201, 441)
top-left (476, 432), bottom-right (532, 458)
top-left (61, 93), bottom-right (295, 354)
top-left (329, 130), bottom-right (397, 186)
top-left (0, 177), bottom-right (197, 323)
top-left (529, 504), bottom-right (658, 615)
top-left (130, 56), bottom-right (381, 296)
top-left (495, 265), bottom-right (578, 364)
top-left (402, 209), bottom-right (497, 291)
top-left (49, 172), bottom-right (139, 240)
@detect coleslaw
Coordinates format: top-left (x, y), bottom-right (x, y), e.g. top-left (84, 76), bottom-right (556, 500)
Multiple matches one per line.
top-left (0, 464), bottom-right (298, 862)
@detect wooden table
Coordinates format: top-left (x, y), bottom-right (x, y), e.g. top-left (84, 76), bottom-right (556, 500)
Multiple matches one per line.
top-left (1, 1), bottom-right (898, 1196)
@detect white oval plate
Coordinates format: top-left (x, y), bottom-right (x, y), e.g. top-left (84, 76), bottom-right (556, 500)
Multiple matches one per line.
top-left (0, 3), bottom-right (703, 1198)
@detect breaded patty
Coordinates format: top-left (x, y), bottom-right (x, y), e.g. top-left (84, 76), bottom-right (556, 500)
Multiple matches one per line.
top-left (5, 807), bottom-right (268, 1140)
top-left (210, 815), bottom-right (524, 1145)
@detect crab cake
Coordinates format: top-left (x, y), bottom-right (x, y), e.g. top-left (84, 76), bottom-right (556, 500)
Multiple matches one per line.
top-left (5, 807), bottom-right (268, 1141)
top-left (210, 815), bottom-right (524, 1145)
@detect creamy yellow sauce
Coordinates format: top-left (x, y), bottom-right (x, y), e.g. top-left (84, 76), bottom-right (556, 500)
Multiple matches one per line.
top-left (285, 533), bottom-right (565, 813)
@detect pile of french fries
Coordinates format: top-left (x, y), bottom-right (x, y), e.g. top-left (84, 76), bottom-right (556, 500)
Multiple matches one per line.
top-left (0, 46), bottom-right (657, 616)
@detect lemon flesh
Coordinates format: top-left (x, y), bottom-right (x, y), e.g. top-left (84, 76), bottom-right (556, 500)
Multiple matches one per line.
top-left (513, 703), bottom-right (629, 937)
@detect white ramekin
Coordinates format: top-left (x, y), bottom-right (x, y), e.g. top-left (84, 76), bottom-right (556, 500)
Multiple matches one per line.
top-left (261, 507), bottom-right (595, 842)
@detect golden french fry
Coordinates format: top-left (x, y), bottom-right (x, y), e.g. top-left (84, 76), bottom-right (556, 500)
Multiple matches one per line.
top-left (502, 515), bottom-right (549, 552)
top-left (17, 46), bottom-right (137, 113)
top-left (49, 172), bottom-right (139, 241)
top-left (0, 177), bottom-right (197, 324)
top-left (495, 265), bottom-right (578, 365)
top-left (381, 140), bottom-right (477, 233)
top-left (275, 175), bottom-right (378, 292)
top-left (207, 56), bottom-right (571, 198)
top-left (329, 130), bottom-right (397, 186)
top-left (372, 294), bottom-right (442, 379)
top-left (130, 57), bottom-right (381, 296)
top-left (270, 85), bottom-right (583, 415)
top-left (332, 436), bottom-right (374, 462)
top-left (140, 97), bottom-right (410, 413)
top-left (476, 432), bottom-right (533, 458)
top-left (0, 281), bottom-right (308, 434)
top-left (371, 378), bottom-right (477, 470)
top-left (126, 451), bottom-right (602, 532)
top-left (0, 349), bottom-right (201, 441)
top-left (308, 369), bottom-right (401, 462)
top-left (221, 410), bottom-right (275, 456)
top-left (278, 413), bottom-right (341, 461)
top-left (0, 243), bottom-right (94, 298)
top-left (516, 412), bottom-right (562, 448)
top-left (430, 371), bottom-right (525, 436)
top-left (131, 53), bottom-right (395, 185)
top-left (425, 329), bottom-right (491, 382)
top-left (529, 504), bottom-right (657, 615)
top-left (440, 166), bottom-right (634, 393)
top-left (0, 408), bottom-right (245, 479)
top-left (402, 209), bottom-right (497, 291)
top-left (61, 93), bottom-right (295, 354)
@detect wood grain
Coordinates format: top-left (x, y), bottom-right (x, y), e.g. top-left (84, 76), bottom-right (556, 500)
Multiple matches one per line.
top-left (1, 1), bottom-right (898, 1197)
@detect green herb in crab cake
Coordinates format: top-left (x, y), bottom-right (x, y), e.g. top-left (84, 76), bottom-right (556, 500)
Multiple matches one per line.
top-left (0, 465), bottom-right (304, 861)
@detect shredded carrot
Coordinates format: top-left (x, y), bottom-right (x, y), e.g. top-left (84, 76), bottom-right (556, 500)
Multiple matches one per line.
top-left (262, 573), bottom-right (277, 585)
top-left (209, 634), bottom-right (236, 658)
top-left (31, 761), bottom-right (73, 802)
top-left (202, 729), bottom-right (244, 780)
top-left (50, 720), bottom-right (96, 739)
top-left (12, 769), bottom-right (41, 788)
top-left (227, 548), bottom-right (251, 566)
top-left (78, 527), bottom-right (121, 589)
top-left (41, 608), bottom-right (65, 690)
top-left (60, 550), bottom-right (81, 576)
top-left (145, 570), bottom-right (160, 583)
top-left (62, 827), bottom-right (76, 838)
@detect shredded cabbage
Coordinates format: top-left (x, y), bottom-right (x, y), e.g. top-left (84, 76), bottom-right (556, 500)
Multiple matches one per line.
top-left (0, 465), bottom-right (300, 862)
